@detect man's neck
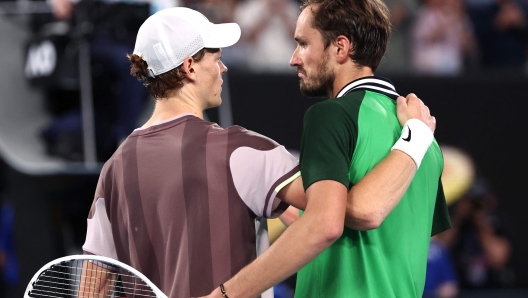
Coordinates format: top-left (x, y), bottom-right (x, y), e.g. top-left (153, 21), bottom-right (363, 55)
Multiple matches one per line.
top-left (331, 65), bottom-right (374, 98)
top-left (141, 90), bottom-right (204, 129)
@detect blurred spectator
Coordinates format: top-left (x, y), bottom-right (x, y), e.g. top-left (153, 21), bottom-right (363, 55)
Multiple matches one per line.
top-left (436, 178), bottom-right (516, 289)
top-left (424, 237), bottom-right (459, 298)
top-left (378, 0), bottom-right (418, 73)
top-left (231, 0), bottom-right (298, 72)
top-left (411, 0), bottom-right (475, 75)
top-left (465, 0), bottom-right (528, 69)
top-left (41, 0), bottom-right (155, 161)
top-left (180, 0), bottom-right (239, 23)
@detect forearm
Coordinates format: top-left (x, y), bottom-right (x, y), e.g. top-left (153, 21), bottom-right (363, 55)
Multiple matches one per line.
top-left (215, 181), bottom-right (346, 298)
top-left (223, 213), bottom-right (338, 297)
top-left (278, 206), bottom-right (299, 227)
top-left (476, 223), bottom-right (511, 268)
top-left (345, 150), bottom-right (416, 230)
top-left (79, 261), bottom-right (115, 297)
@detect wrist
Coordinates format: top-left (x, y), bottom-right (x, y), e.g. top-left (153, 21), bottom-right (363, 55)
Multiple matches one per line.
top-left (219, 283), bottom-right (229, 298)
top-left (391, 119), bottom-right (434, 169)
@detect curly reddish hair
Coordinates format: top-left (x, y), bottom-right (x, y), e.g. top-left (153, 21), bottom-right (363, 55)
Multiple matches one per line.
top-left (128, 48), bottom-right (220, 99)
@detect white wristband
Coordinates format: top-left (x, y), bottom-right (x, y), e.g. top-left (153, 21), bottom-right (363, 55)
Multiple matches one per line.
top-left (391, 119), bottom-right (434, 169)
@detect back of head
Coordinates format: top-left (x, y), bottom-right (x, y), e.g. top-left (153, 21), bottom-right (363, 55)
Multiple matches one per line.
top-left (128, 7), bottom-right (241, 98)
top-left (301, 0), bottom-right (391, 72)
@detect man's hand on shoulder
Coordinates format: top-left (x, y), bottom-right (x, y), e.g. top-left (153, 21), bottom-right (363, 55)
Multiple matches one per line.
top-left (396, 93), bottom-right (436, 133)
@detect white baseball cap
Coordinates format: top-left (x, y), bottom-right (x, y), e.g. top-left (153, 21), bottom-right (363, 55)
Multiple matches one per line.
top-left (133, 7), bottom-right (241, 77)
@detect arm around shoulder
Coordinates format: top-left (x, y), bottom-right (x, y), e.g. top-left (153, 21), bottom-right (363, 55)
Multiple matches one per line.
top-left (344, 94), bottom-right (437, 230)
top-left (345, 150), bottom-right (416, 230)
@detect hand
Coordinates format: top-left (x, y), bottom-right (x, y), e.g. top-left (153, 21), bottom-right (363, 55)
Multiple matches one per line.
top-left (495, 1), bottom-right (526, 31)
top-left (50, 0), bottom-right (74, 20)
top-left (396, 93), bottom-right (436, 133)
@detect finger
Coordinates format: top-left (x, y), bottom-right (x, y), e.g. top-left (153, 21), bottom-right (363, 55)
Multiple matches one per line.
top-left (424, 105), bottom-right (430, 116)
top-left (396, 96), bottom-right (407, 107)
top-left (406, 93), bottom-right (418, 102)
top-left (408, 94), bottom-right (423, 107)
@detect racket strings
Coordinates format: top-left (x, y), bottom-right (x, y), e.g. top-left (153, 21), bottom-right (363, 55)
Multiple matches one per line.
top-left (49, 266), bottom-right (154, 289)
top-left (28, 260), bottom-right (158, 298)
top-left (32, 275), bottom-right (154, 295)
top-left (31, 279), bottom-right (157, 298)
top-left (36, 269), bottom-right (154, 294)
top-left (31, 287), bottom-right (157, 298)
top-left (33, 280), bottom-right (155, 297)
top-left (55, 264), bottom-right (148, 283)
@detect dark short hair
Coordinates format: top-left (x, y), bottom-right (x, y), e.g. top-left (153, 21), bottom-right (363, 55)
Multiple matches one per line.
top-left (301, 0), bottom-right (391, 72)
top-left (128, 48), bottom-right (220, 99)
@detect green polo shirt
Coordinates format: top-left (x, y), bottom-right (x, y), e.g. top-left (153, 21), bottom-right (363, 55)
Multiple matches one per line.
top-left (295, 76), bottom-right (451, 298)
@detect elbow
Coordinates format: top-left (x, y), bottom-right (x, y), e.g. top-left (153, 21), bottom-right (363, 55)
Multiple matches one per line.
top-left (314, 218), bottom-right (343, 245)
top-left (356, 213), bottom-right (383, 230)
top-left (347, 205), bottom-right (385, 231)
top-left (324, 222), bottom-right (344, 243)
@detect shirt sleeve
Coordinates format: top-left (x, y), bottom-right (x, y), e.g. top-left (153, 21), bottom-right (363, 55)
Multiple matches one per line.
top-left (230, 144), bottom-right (300, 218)
top-left (431, 179), bottom-right (452, 236)
top-left (82, 198), bottom-right (118, 259)
top-left (82, 168), bottom-right (118, 259)
top-left (300, 101), bottom-right (356, 191)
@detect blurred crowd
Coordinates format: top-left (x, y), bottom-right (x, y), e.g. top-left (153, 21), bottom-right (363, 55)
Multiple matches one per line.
top-left (26, 0), bottom-right (528, 161)
top-left (160, 0), bottom-right (528, 75)
top-left (388, 0), bottom-right (528, 75)
top-left (173, 0), bottom-right (528, 76)
top-left (423, 176), bottom-right (516, 298)
top-left (42, 0), bottom-right (528, 74)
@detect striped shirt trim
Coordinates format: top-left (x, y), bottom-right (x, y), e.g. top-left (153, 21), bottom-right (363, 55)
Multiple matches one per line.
top-left (275, 171), bottom-right (301, 193)
top-left (336, 76), bottom-right (399, 99)
top-left (263, 166), bottom-right (301, 218)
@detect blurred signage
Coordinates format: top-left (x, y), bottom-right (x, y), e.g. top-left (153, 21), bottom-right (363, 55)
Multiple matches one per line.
top-left (25, 40), bottom-right (57, 79)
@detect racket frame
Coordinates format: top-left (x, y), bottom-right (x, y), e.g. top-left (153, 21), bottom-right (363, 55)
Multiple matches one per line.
top-left (24, 254), bottom-right (167, 298)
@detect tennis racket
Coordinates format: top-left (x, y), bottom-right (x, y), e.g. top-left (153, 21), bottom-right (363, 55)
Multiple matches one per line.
top-left (24, 255), bottom-right (167, 298)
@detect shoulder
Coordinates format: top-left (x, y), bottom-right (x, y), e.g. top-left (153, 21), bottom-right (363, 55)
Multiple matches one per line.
top-left (99, 151), bottom-right (118, 177)
top-left (307, 92), bottom-right (364, 115)
top-left (226, 125), bottom-right (280, 151)
top-left (304, 94), bottom-right (364, 129)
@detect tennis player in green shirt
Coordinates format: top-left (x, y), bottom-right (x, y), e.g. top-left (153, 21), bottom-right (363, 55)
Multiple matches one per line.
top-left (290, 0), bottom-right (451, 295)
top-left (203, 0), bottom-right (450, 297)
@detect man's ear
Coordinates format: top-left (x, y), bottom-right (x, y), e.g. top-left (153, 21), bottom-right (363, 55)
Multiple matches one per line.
top-left (334, 35), bottom-right (352, 64)
top-left (180, 56), bottom-right (197, 81)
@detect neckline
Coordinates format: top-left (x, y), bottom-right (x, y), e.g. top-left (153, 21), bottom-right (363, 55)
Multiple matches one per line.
top-left (336, 76), bottom-right (399, 99)
top-left (134, 113), bottom-right (197, 131)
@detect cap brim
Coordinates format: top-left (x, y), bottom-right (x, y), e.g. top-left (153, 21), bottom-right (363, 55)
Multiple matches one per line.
top-left (204, 23), bottom-right (241, 48)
